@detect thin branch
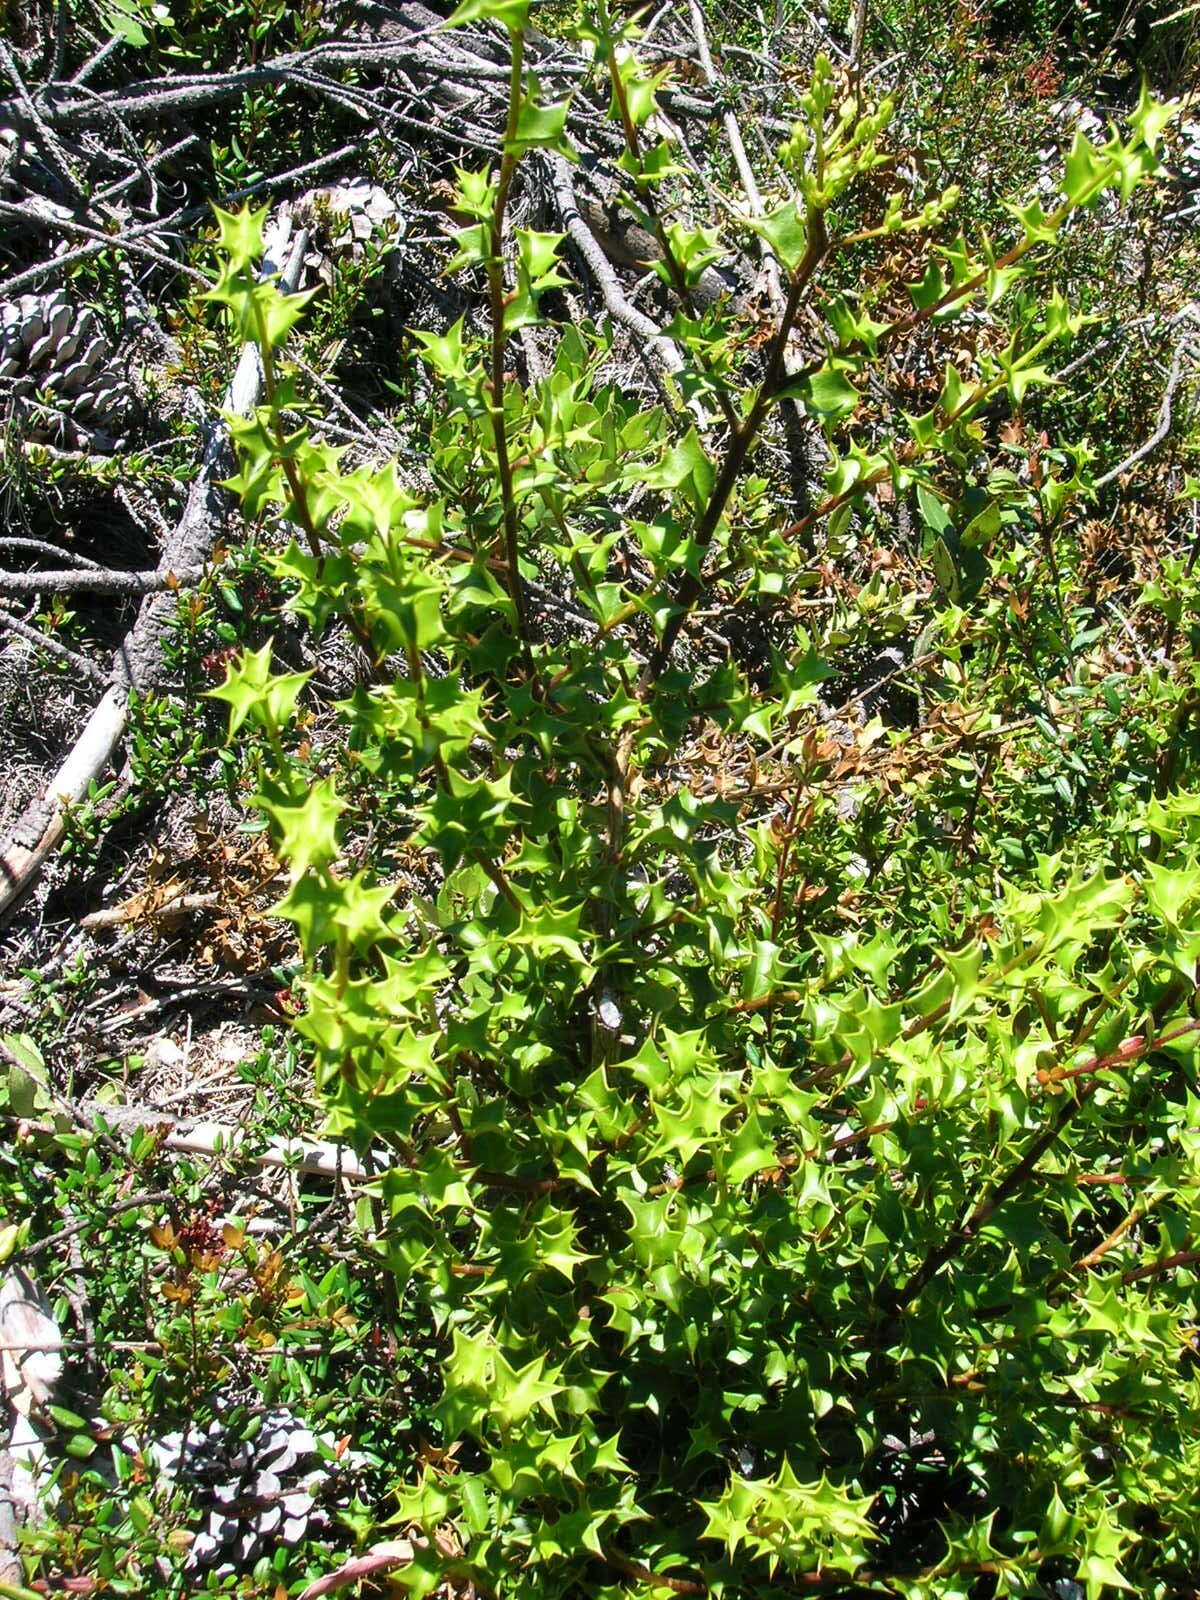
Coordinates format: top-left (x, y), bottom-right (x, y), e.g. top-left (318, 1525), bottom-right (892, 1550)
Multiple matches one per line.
top-left (0, 566), bottom-right (205, 596)
top-left (69, 33), bottom-right (122, 87)
top-left (0, 538), bottom-right (102, 570)
top-left (1095, 325), bottom-right (1198, 488)
top-left (0, 214), bottom-right (304, 920)
top-left (893, 1016), bottom-right (1200, 1308)
top-left (1071, 1193), bottom-right (1165, 1274)
top-left (547, 154), bottom-right (686, 382)
top-left (1123, 1245), bottom-right (1200, 1284)
top-left (890, 1088), bottom-right (1093, 1310)
top-left (602, 1547), bottom-right (706, 1596)
top-left (485, 27), bottom-right (532, 654)
top-left (849, 0), bottom-right (870, 73)
top-left (0, 198), bottom-right (210, 286)
top-left (0, 607), bottom-right (111, 688)
top-left (0, 38), bottom-right (85, 203)
top-left (641, 214), bottom-right (828, 684)
top-left (17, 1191), bottom-right (174, 1260)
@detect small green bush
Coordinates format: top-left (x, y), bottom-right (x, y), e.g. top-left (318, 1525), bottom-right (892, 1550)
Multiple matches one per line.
top-left (208, 10), bottom-right (1200, 1595)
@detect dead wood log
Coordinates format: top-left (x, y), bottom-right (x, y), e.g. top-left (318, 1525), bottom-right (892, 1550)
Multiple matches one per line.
top-left (0, 1442), bottom-right (18, 1585)
top-left (0, 212), bottom-right (305, 923)
top-left (78, 1106), bottom-right (377, 1184)
top-left (546, 153), bottom-right (686, 384)
top-left (8, 1101), bottom-right (378, 1188)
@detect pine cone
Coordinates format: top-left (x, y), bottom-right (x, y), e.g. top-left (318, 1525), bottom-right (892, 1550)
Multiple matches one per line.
top-left (150, 1406), bottom-right (365, 1576)
top-left (294, 179), bottom-right (404, 288)
top-left (0, 290), bottom-right (135, 449)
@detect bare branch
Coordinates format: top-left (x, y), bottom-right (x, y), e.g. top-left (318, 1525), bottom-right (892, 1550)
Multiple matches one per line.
top-left (1096, 314), bottom-right (1199, 488)
top-left (546, 153), bottom-right (686, 383)
top-left (0, 566), bottom-right (206, 596)
top-left (0, 213), bottom-right (306, 920)
top-left (0, 606), bottom-right (111, 688)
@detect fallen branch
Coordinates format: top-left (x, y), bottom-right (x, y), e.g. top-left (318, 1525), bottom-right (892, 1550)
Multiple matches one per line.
top-left (297, 1534), bottom-right (460, 1600)
top-left (0, 1267), bottom-right (64, 1558)
top-left (0, 211), bottom-right (305, 922)
top-left (91, 977), bottom-right (282, 1032)
top-left (0, 566), bottom-right (206, 596)
top-left (1096, 306), bottom-right (1199, 488)
top-left (12, 1106), bottom-right (377, 1190)
top-left (0, 539), bottom-right (102, 571)
top-left (0, 1447), bottom-right (18, 1587)
top-left (545, 153), bottom-right (686, 385)
top-left (681, 2), bottom-right (824, 517)
top-left (0, 198), bottom-right (211, 285)
top-left (79, 890), bottom-right (219, 930)
top-left (0, 609), bottom-right (111, 689)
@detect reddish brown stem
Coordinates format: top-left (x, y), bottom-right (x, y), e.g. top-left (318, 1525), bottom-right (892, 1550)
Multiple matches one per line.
top-left (640, 219), bottom-right (828, 687)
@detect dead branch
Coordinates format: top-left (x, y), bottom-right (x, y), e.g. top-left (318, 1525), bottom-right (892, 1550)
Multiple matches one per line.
top-left (0, 196), bottom-right (211, 284)
top-left (1096, 305), bottom-right (1200, 488)
top-left (11, 1104), bottom-right (377, 1189)
top-left (0, 37), bottom-right (85, 204)
top-left (0, 1444), bottom-right (18, 1586)
top-left (0, 213), bottom-right (305, 922)
top-left (0, 607), bottom-right (111, 688)
top-left (79, 890), bottom-right (219, 929)
top-left (0, 565), bottom-right (206, 595)
top-left (545, 153), bottom-right (685, 385)
top-left (681, 3), bottom-right (824, 518)
top-left (0, 537), bottom-right (102, 569)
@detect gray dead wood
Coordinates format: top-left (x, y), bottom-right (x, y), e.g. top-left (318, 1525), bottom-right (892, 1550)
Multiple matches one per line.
top-left (0, 1441), bottom-right (17, 1585)
top-left (0, 214), bottom-right (305, 922)
top-left (11, 1102), bottom-right (377, 1190)
top-left (0, 565), bottom-right (206, 596)
top-left (1096, 303), bottom-right (1200, 489)
top-left (0, 608), bottom-right (111, 688)
top-left (546, 153), bottom-right (686, 384)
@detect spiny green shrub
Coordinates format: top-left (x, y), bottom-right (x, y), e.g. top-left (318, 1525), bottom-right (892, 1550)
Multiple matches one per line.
top-left (207, 9), bottom-right (1199, 1594)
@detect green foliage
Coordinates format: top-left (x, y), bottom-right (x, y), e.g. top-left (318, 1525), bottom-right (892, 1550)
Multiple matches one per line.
top-left (0, 1027), bottom-right (437, 1597)
top-left (204, 18), bottom-right (1200, 1600)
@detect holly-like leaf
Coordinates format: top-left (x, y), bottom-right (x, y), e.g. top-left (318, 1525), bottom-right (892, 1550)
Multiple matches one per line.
top-left (509, 93), bottom-right (574, 156)
top-left (211, 202), bottom-right (268, 270)
top-left (723, 1105), bottom-right (777, 1184)
top-left (206, 640), bottom-right (312, 736)
top-left (611, 50), bottom-right (670, 128)
top-left (641, 427), bottom-right (715, 509)
top-left (699, 1461), bottom-right (877, 1575)
top-left (1128, 82), bottom-right (1176, 153)
top-left (1061, 132), bottom-right (1112, 208)
top-left (791, 364), bottom-right (859, 423)
top-left (748, 202), bottom-right (812, 275)
top-left (413, 318), bottom-right (473, 380)
top-left (260, 776), bottom-right (345, 879)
